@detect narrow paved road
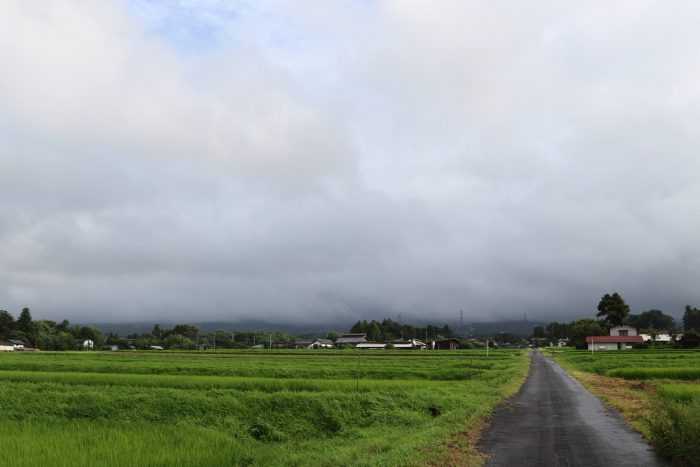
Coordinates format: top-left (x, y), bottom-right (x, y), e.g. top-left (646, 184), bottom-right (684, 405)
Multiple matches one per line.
top-left (478, 350), bottom-right (662, 466)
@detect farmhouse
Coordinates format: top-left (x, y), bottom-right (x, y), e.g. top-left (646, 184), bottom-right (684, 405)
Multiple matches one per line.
top-left (6, 339), bottom-right (26, 350)
top-left (587, 325), bottom-right (643, 350)
top-left (308, 338), bottom-right (334, 349)
top-left (609, 324), bottom-right (638, 337)
top-left (334, 333), bottom-right (367, 348)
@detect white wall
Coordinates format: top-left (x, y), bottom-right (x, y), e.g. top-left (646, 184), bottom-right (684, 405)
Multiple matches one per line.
top-left (610, 325), bottom-right (637, 336)
top-left (588, 342), bottom-right (618, 350)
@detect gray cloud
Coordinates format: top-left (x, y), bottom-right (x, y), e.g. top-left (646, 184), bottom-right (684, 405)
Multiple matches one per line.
top-left (1, 1), bottom-right (699, 324)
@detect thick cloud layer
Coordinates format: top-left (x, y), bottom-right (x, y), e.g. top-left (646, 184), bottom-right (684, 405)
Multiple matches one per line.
top-left (1, 1), bottom-right (699, 324)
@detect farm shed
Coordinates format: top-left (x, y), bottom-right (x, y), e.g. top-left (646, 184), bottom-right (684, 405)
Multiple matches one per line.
top-left (355, 342), bottom-right (387, 350)
top-left (392, 339), bottom-right (426, 350)
top-left (586, 335), bottom-right (644, 350)
top-left (431, 338), bottom-right (460, 350)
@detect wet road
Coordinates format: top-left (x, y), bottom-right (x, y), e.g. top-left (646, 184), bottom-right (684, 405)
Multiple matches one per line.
top-left (478, 350), bottom-right (662, 466)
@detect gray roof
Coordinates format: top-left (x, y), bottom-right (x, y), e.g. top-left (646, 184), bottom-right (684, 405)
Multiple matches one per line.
top-left (335, 334), bottom-right (367, 344)
top-left (312, 339), bottom-right (334, 345)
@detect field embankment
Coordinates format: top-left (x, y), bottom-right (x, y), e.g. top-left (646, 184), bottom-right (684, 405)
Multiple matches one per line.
top-left (0, 349), bottom-right (527, 466)
top-left (547, 348), bottom-right (700, 466)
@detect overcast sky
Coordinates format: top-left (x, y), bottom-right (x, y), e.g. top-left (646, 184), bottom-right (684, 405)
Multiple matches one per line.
top-left (1, 1), bottom-right (699, 325)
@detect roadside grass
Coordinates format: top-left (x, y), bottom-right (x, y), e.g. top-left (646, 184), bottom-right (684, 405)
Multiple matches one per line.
top-left (0, 349), bottom-right (528, 466)
top-left (546, 348), bottom-right (700, 466)
top-left (606, 367), bottom-right (700, 380)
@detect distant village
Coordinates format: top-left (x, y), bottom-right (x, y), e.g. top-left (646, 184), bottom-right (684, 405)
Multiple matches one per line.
top-left (2, 295), bottom-right (699, 351)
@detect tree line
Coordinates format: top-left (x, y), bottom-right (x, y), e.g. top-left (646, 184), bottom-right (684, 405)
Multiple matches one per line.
top-left (539, 293), bottom-right (700, 349)
top-left (349, 319), bottom-right (455, 342)
top-left (0, 307), bottom-right (103, 350)
top-left (0, 307), bottom-right (303, 350)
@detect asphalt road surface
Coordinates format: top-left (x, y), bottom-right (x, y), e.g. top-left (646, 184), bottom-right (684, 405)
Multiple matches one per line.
top-left (478, 350), bottom-right (663, 466)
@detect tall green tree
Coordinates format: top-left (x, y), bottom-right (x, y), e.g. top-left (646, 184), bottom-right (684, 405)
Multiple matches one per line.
top-left (16, 307), bottom-right (35, 343)
top-left (0, 310), bottom-right (15, 338)
top-left (596, 293), bottom-right (630, 327)
top-left (683, 305), bottom-right (700, 332)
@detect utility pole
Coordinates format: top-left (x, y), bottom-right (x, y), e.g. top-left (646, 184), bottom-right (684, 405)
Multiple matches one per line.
top-left (269, 333), bottom-right (272, 350)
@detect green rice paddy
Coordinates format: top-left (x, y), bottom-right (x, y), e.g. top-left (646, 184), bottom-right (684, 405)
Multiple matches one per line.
top-left (0, 349), bottom-right (528, 466)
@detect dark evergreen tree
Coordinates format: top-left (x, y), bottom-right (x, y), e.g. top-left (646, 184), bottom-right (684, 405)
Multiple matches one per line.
top-left (683, 305), bottom-right (700, 332)
top-left (596, 293), bottom-right (630, 327)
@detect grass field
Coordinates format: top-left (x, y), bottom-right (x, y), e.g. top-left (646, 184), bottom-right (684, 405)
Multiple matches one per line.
top-left (0, 349), bottom-right (528, 466)
top-left (547, 349), bottom-right (700, 466)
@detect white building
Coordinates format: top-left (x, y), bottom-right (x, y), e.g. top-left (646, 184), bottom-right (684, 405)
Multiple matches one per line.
top-left (587, 325), bottom-right (643, 350)
top-left (307, 339), bottom-right (335, 349)
top-left (639, 333), bottom-right (678, 343)
top-left (609, 325), bottom-right (638, 337)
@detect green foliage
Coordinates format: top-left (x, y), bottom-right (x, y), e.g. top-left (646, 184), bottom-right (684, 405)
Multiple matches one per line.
top-left (679, 329), bottom-right (700, 348)
top-left (0, 310), bottom-right (15, 338)
top-left (596, 292), bottom-right (630, 327)
top-left (569, 318), bottom-right (607, 349)
top-left (627, 309), bottom-right (676, 331)
top-left (658, 384), bottom-right (700, 402)
top-left (162, 333), bottom-right (196, 350)
top-left (349, 319), bottom-right (453, 342)
top-left (544, 322), bottom-right (571, 340)
top-left (683, 305), bottom-right (700, 332)
top-left (171, 324), bottom-right (199, 341)
top-left (606, 367), bottom-right (700, 380)
top-left (650, 397), bottom-right (700, 465)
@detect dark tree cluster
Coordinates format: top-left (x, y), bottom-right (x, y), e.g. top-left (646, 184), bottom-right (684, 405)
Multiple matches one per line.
top-left (349, 319), bottom-right (453, 341)
top-left (124, 325), bottom-right (299, 350)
